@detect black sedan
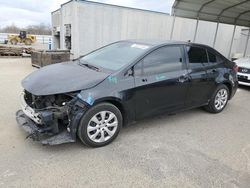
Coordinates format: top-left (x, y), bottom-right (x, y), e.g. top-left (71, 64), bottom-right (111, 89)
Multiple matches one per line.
top-left (16, 40), bottom-right (238, 147)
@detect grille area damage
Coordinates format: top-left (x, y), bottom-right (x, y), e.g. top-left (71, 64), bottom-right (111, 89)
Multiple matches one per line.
top-left (16, 90), bottom-right (87, 145)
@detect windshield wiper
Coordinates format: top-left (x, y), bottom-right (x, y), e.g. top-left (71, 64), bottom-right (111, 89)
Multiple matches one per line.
top-left (79, 62), bottom-right (100, 71)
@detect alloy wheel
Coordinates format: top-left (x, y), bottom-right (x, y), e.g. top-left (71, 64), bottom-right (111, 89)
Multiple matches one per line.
top-left (214, 89), bottom-right (228, 110)
top-left (87, 111), bottom-right (118, 143)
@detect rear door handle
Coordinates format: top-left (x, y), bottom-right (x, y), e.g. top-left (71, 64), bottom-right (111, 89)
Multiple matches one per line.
top-left (212, 69), bottom-right (217, 73)
top-left (178, 74), bottom-right (189, 83)
top-left (142, 78), bottom-right (148, 82)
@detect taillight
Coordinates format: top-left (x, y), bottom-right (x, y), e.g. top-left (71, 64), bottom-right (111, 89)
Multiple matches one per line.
top-left (233, 65), bottom-right (239, 73)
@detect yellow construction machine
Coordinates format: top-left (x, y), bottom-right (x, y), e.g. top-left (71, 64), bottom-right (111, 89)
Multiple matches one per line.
top-left (8, 31), bottom-right (36, 45)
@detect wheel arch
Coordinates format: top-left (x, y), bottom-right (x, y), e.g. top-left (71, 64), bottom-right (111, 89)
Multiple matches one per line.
top-left (221, 81), bottom-right (233, 99)
top-left (94, 97), bottom-right (127, 126)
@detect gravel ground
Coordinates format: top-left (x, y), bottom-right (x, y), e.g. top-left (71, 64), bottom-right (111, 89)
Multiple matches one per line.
top-left (0, 57), bottom-right (250, 188)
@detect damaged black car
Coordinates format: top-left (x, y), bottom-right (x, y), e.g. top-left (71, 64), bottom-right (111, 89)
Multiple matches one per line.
top-left (16, 40), bottom-right (238, 147)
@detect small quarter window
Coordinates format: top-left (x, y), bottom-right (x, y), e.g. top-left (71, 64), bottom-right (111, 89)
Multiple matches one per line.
top-left (207, 50), bottom-right (225, 63)
top-left (207, 51), bottom-right (217, 63)
top-left (187, 46), bottom-right (208, 64)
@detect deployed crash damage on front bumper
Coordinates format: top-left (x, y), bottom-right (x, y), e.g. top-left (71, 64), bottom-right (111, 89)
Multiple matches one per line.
top-left (15, 61), bottom-right (109, 145)
top-left (16, 90), bottom-right (87, 145)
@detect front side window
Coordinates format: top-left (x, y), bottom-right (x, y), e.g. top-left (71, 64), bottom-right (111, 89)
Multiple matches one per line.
top-left (80, 42), bottom-right (151, 71)
top-left (136, 45), bottom-right (184, 76)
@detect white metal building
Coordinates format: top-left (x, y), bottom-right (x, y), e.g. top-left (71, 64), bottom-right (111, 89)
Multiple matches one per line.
top-left (51, 0), bottom-right (249, 59)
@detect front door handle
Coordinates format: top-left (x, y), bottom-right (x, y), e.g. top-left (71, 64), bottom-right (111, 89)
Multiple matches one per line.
top-left (142, 78), bottom-right (148, 82)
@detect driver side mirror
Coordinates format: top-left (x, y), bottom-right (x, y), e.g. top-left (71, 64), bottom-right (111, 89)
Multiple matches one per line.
top-left (125, 68), bottom-right (134, 77)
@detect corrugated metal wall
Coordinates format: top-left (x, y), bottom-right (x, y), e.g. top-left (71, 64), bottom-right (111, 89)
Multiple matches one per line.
top-left (52, 1), bottom-right (248, 59)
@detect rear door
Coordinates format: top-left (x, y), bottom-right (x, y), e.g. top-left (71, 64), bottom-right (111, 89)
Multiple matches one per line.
top-left (185, 45), bottom-right (210, 107)
top-left (204, 49), bottom-right (224, 97)
top-left (133, 45), bottom-right (190, 119)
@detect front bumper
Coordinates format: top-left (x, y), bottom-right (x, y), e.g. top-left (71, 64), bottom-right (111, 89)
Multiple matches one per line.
top-left (237, 73), bottom-right (250, 86)
top-left (16, 110), bottom-right (75, 145)
top-left (16, 92), bottom-right (87, 145)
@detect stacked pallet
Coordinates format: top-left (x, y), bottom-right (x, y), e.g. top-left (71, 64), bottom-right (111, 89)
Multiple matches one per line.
top-left (31, 50), bottom-right (70, 68)
top-left (0, 45), bottom-right (33, 56)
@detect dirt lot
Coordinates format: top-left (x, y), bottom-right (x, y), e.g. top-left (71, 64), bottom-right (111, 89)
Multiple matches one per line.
top-left (0, 57), bottom-right (250, 188)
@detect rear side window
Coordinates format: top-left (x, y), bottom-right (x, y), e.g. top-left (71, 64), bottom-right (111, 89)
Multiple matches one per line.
top-left (139, 46), bottom-right (184, 75)
top-left (187, 46), bottom-right (208, 64)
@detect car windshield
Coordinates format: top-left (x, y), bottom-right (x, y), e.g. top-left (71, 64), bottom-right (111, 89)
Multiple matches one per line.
top-left (79, 42), bottom-right (151, 71)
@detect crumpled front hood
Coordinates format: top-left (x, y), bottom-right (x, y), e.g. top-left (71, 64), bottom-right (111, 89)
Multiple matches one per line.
top-left (22, 61), bottom-right (110, 96)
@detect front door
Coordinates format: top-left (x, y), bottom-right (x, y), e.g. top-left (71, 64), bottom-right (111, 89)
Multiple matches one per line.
top-left (133, 45), bottom-right (190, 120)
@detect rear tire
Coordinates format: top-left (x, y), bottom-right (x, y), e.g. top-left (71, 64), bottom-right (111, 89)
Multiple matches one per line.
top-left (204, 84), bottom-right (229, 113)
top-left (77, 103), bottom-right (122, 147)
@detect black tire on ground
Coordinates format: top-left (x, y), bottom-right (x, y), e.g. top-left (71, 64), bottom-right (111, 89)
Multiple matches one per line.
top-left (204, 84), bottom-right (230, 113)
top-left (77, 102), bottom-right (122, 147)
top-left (10, 39), bottom-right (18, 45)
top-left (25, 39), bottom-right (32, 45)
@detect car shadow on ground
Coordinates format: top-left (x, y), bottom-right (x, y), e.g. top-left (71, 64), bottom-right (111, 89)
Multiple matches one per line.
top-left (122, 107), bottom-right (214, 135)
top-left (239, 85), bottom-right (250, 91)
top-left (41, 107), bottom-right (210, 152)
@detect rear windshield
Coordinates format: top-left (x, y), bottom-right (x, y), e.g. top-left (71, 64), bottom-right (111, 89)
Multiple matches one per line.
top-left (80, 42), bottom-right (151, 71)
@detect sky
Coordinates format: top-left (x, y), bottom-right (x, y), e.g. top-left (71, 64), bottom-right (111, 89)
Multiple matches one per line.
top-left (0, 0), bottom-right (175, 28)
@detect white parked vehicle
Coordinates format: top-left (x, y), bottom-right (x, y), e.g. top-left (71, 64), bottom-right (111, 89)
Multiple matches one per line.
top-left (234, 57), bottom-right (250, 86)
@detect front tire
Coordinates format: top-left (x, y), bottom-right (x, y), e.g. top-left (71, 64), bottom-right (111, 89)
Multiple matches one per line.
top-left (24, 38), bottom-right (32, 45)
top-left (77, 103), bottom-right (122, 147)
top-left (10, 39), bottom-right (18, 45)
top-left (204, 84), bottom-right (229, 113)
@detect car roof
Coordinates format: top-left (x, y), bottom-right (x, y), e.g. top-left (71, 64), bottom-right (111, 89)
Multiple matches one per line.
top-left (122, 39), bottom-right (211, 49)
